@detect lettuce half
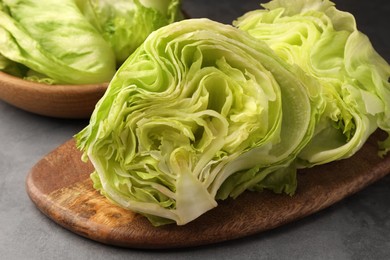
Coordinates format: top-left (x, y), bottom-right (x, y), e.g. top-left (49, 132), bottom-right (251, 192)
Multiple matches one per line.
top-left (234, 0), bottom-right (390, 166)
top-left (76, 18), bottom-right (324, 225)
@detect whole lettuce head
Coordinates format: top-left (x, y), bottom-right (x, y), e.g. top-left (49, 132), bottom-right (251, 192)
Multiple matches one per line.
top-left (76, 18), bottom-right (324, 225)
top-left (0, 0), bottom-right (116, 84)
top-left (234, 0), bottom-right (390, 166)
top-left (76, 0), bottom-right (183, 66)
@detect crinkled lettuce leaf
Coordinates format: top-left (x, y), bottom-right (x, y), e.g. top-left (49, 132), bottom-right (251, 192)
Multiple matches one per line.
top-left (76, 18), bottom-right (324, 226)
top-left (0, 0), bottom-right (116, 84)
top-left (76, 0), bottom-right (182, 66)
top-left (234, 0), bottom-right (390, 166)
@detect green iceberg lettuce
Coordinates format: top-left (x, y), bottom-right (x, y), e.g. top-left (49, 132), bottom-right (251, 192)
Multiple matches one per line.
top-left (234, 0), bottom-right (390, 167)
top-left (76, 18), bottom-right (324, 225)
top-left (76, 0), bottom-right (182, 66)
top-left (0, 0), bottom-right (182, 84)
top-left (0, 0), bottom-right (116, 84)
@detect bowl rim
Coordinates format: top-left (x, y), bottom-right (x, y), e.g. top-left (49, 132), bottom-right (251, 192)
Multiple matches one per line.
top-left (0, 71), bottom-right (109, 93)
top-left (0, 71), bottom-right (109, 118)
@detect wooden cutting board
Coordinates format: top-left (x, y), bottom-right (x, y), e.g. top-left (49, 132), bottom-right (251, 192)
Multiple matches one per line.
top-left (26, 131), bottom-right (390, 249)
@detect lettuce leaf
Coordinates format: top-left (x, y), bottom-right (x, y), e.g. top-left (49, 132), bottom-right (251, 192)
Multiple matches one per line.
top-left (0, 0), bottom-right (116, 84)
top-left (76, 18), bottom-right (324, 225)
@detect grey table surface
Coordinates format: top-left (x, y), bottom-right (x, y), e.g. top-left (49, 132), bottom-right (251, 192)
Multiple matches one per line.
top-left (1, 1), bottom-right (389, 259)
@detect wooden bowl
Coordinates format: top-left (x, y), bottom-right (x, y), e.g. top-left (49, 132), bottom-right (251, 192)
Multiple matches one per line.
top-left (0, 71), bottom-right (108, 119)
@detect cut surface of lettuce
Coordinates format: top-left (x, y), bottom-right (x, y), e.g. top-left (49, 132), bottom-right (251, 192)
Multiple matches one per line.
top-left (0, 0), bottom-right (116, 84)
top-left (234, 0), bottom-right (390, 166)
top-left (76, 0), bottom-right (182, 66)
top-left (76, 18), bottom-right (323, 226)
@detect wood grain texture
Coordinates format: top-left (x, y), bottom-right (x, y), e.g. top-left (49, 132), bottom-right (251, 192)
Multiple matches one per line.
top-left (0, 71), bottom-right (108, 118)
top-left (26, 131), bottom-right (390, 249)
